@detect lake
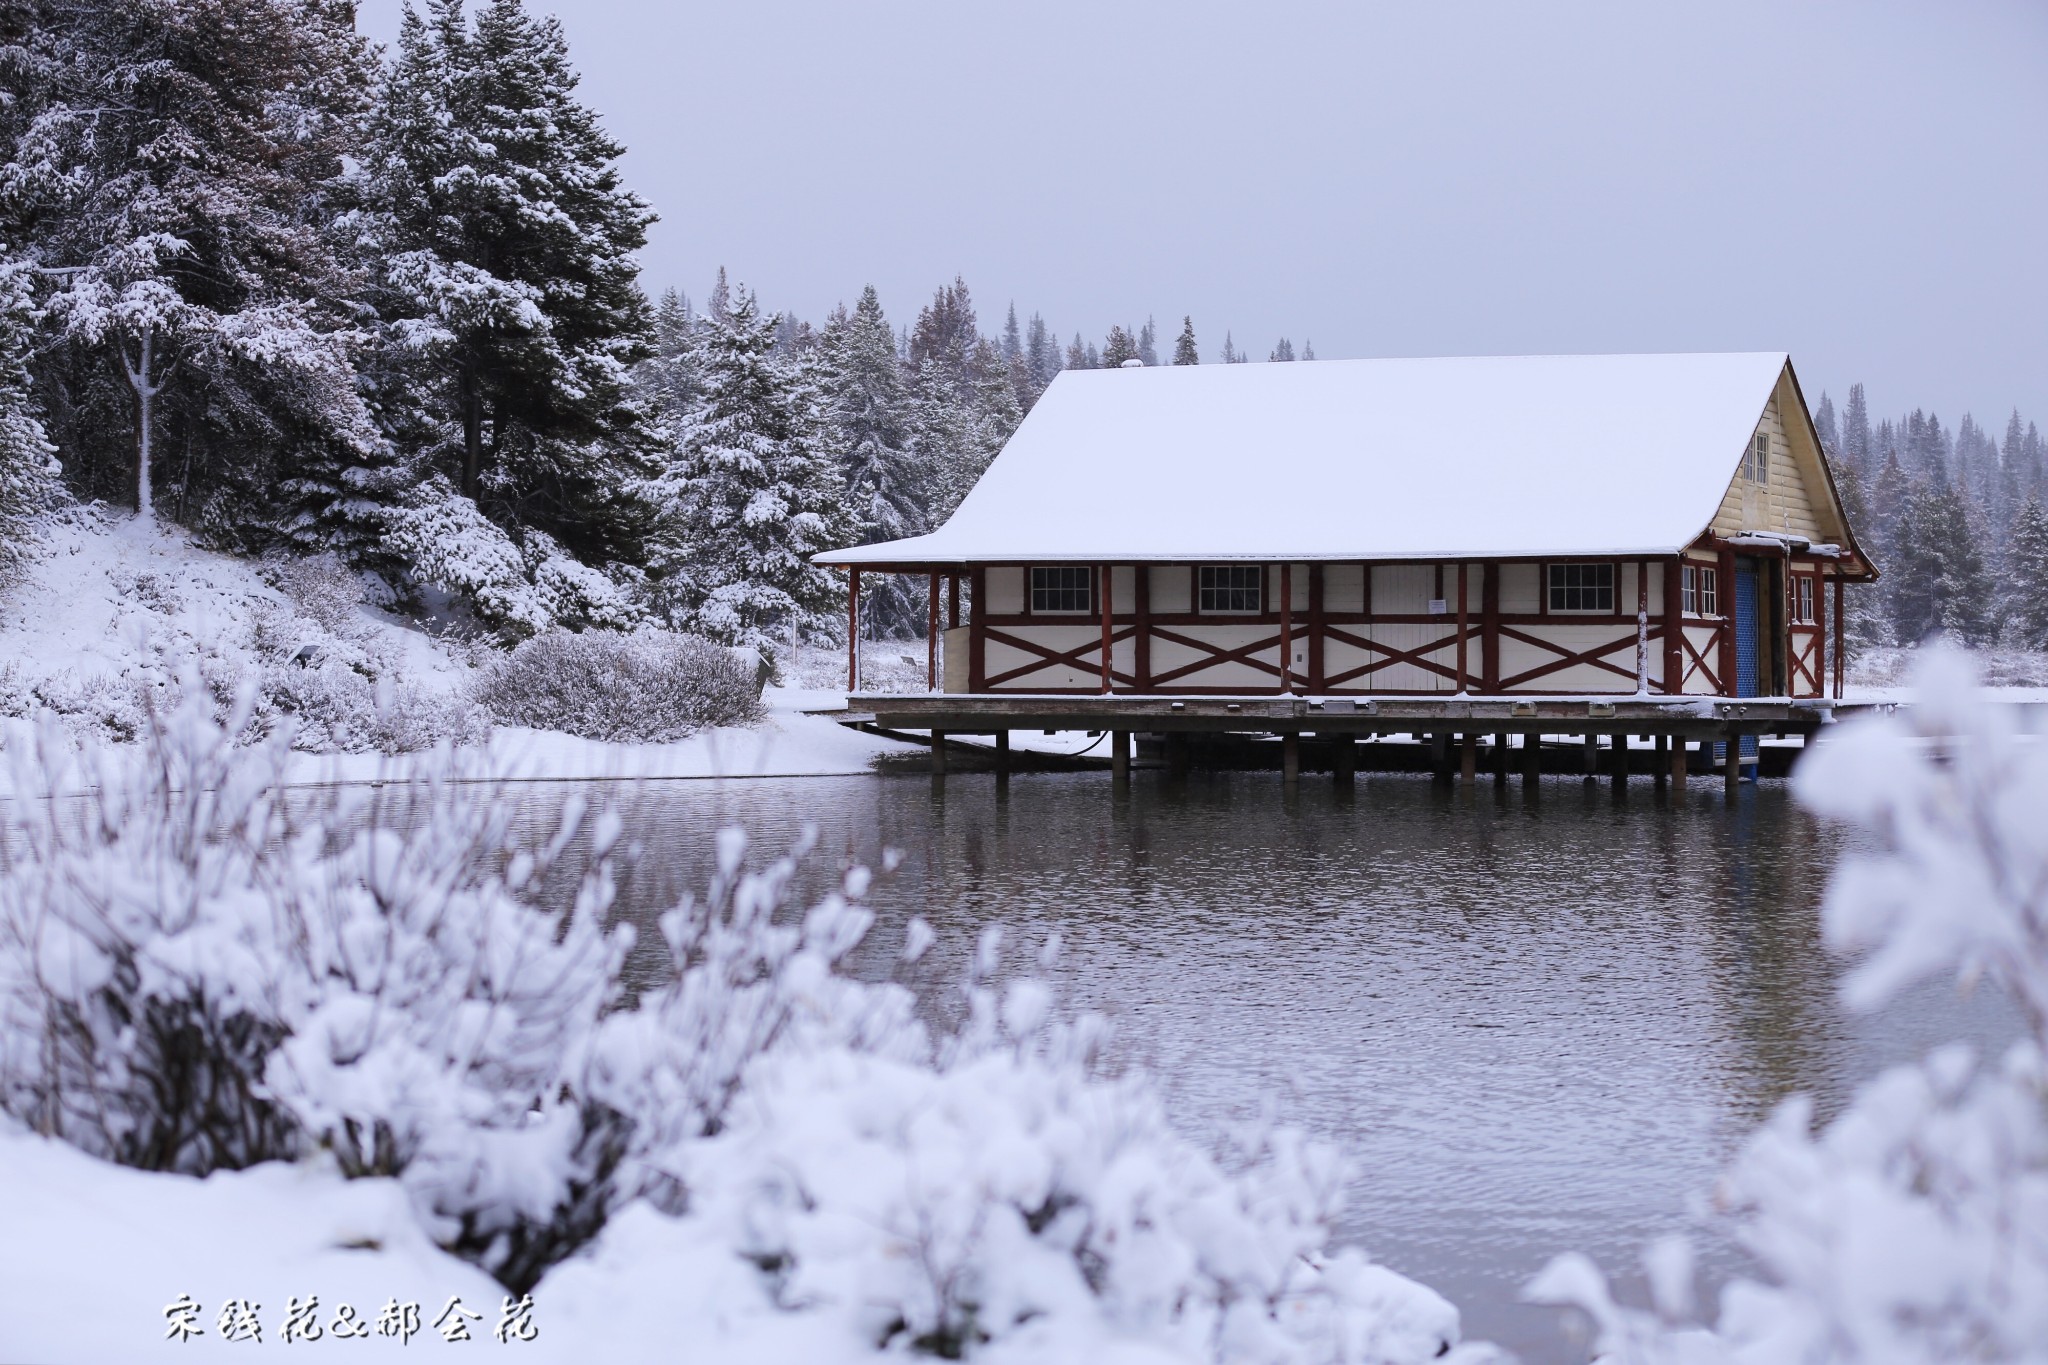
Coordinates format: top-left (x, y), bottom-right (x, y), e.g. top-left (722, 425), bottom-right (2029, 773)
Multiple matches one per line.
top-left (569, 765), bottom-right (2020, 1362)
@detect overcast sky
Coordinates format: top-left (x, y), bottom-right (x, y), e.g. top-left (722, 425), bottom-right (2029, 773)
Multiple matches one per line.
top-left (354, 0), bottom-right (2048, 432)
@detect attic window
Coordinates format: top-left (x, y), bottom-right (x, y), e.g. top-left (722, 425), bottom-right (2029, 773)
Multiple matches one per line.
top-left (1197, 566), bottom-right (1262, 613)
top-left (1749, 431), bottom-right (1771, 484)
top-left (1029, 566), bottom-right (1093, 614)
top-left (1548, 562), bottom-right (1614, 613)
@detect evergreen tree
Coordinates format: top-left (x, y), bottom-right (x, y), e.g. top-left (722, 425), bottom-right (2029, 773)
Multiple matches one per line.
top-left (2001, 493), bottom-right (2048, 649)
top-left (1302, 339), bottom-right (1316, 361)
top-left (1137, 316), bottom-right (1159, 368)
top-left (1220, 332), bottom-right (1241, 364)
top-left (1025, 313), bottom-right (1061, 393)
top-left (1102, 325), bottom-right (1140, 368)
top-left (1813, 392), bottom-right (1840, 459)
top-left (5, 0), bottom-right (382, 545)
top-left (1890, 460), bottom-right (1992, 646)
top-left (1172, 316), bottom-right (1199, 366)
top-left (1843, 382), bottom-right (1872, 473)
top-left (1001, 304), bottom-right (1023, 364)
top-left (0, 257), bottom-right (58, 584)
top-left (654, 283), bottom-right (844, 658)
top-left (1269, 338), bottom-right (1296, 362)
top-left (357, 0), bottom-right (658, 570)
top-left (1084, 341), bottom-right (1102, 369)
top-left (818, 286), bottom-right (918, 545)
top-left (637, 287), bottom-right (702, 431)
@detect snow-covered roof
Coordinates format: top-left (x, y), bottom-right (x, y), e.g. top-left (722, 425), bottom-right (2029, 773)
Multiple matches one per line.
top-left (816, 351), bottom-right (1799, 565)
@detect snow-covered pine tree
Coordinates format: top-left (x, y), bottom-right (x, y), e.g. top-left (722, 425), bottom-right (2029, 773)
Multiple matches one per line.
top-left (637, 288), bottom-right (703, 432)
top-left (1025, 313), bottom-right (1061, 394)
top-left (1842, 382), bottom-right (1872, 474)
top-left (1137, 317), bottom-right (1159, 368)
top-left (0, 256), bottom-right (58, 584)
top-left (1001, 304), bottom-right (1023, 365)
top-left (1220, 332), bottom-right (1241, 364)
top-left (1101, 326), bottom-right (1139, 368)
top-left (1269, 338), bottom-right (1297, 362)
top-left (1889, 458), bottom-right (1992, 646)
top-left (1302, 339), bottom-right (1316, 360)
top-left (814, 287), bottom-right (921, 635)
top-left (1065, 334), bottom-right (1091, 370)
top-left (2001, 493), bottom-right (2048, 649)
top-left (356, 0), bottom-right (658, 577)
top-left (1173, 316), bottom-right (1198, 366)
top-left (1085, 341), bottom-right (1102, 369)
top-left (4, 0), bottom-right (383, 546)
top-left (655, 283), bottom-right (845, 658)
top-left (1813, 392), bottom-right (1839, 459)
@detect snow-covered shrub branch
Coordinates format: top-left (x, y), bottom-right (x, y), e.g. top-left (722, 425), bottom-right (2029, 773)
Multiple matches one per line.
top-left (1527, 646), bottom-right (2048, 1364)
top-left (472, 626), bottom-right (764, 743)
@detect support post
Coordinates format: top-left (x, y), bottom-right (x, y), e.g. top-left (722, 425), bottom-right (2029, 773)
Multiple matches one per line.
top-left (1718, 547), bottom-right (1738, 695)
top-left (1724, 731), bottom-right (1741, 799)
top-left (927, 571), bottom-right (939, 692)
top-left (1635, 557), bottom-right (1651, 692)
top-left (1430, 732), bottom-right (1449, 780)
top-left (969, 567), bottom-right (987, 692)
top-left (1670, 736), bottom-right (1688, 787)
top-left (1279, 564), bottom-right (1294, 693)
top-left (1481, 562), bottom-right (1500, 692)
top-left (931, 731), bottom-right (947, 775)
top-left (1282, 731), bottom-right (1300, 785)
top-left (948, 574), bottom-right (961, 629)
top-left (1307, 564), bottom-right (1325, 692)
top-left (1582, 733), bottom-right (1599, 775)
top-left (1523, 731), bottom-right (1542, 782)
top-left (1613, 733), bottom-right (1630, 784)
top-left (1111, 730), bottom-right (1130, 784)
top-left (1663, 559), bottom-right (1684, 694)
top-left (1135, 564), bottom-right (1151, 690)
top-left (847, 568), bottom-right (860, 693)
top-left (1843, 573), bottom-right (1859, 699)
top-left (1099, 564), bottom-right (1113, 694)
top-left (1456, 562), bottom-right (1469, 692)
top-left (1460, 732), bottom-right (1478, 785)
top-left (1332, 732), bottom-right (1355, 782)
top-left (995, 729), bottom-right (1010, 773)
top-left (1494, 731), bottom-right (1509, 783)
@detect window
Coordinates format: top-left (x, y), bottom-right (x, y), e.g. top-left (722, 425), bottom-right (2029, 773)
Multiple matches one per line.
top-left (1548, 562), bottom-right (1614, 612)
top-left (1682, 564), bottom-right (1719, 616)
top-left (1029, 566), bottom-right (1093, 614)
top-left (1794, 575), bottom-right (1815, 624)
top-left (1197, 565), bottom-right (1262, 613)
top-left (1749, 431), bottom-right (1771, 485)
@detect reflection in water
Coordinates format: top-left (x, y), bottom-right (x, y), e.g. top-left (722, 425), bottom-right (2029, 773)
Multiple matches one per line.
top-left (535, 768), bottom-right (2017, 1363)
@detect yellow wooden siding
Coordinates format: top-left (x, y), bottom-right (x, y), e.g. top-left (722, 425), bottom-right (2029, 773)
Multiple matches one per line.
top-left (1710, 370), bottom-right (1844, 543)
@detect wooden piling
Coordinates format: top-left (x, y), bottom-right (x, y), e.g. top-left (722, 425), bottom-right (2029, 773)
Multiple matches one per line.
top-left (1523, 732), bottom-right (1542, 782)
top-left (1460, 732), bottom-right (1478, 785)
top-left (1670, 737), bottom-right (1687, 787)
top-left (1494, 731), bottom-right (1509, 784)
top-left (1723, 731), bottom-right (1741, 799)
top-left (930, 730), bottom-right (947, 775)
top-left (1281, 731), bottom-right (1301, 785)
top-left (994, 729), bottom-right (1010, 773)
top-left (1332, 732), bottom-right (1356, 783)
top-left (1582, 733), bottom-right (1599, 775)
top-left (1112, 729), bottom-right (1130, 783)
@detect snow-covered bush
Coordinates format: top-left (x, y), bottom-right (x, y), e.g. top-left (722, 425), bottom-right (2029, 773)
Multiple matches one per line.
top-left (473, 626), bottom-right (764, 742)
top-left (0, 683), bottom-right (627, 1288)
top-left (1527, 646), bottom-right (2048, 1364)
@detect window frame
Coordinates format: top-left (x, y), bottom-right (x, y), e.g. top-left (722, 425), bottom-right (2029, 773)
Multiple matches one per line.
top-left (1547, 561), bottom-right (1616, 614)
top-left (1027, 565), bottom-right (1095, 616)
top-left (1196, 564), bottom-right (1264, 615)
top-left (1793, 573), bottom-right (1815, 624)
top-left (1750, 431), bottom-right (1771, 485)
top-left (1681, 563), bottom-right (1721, 617)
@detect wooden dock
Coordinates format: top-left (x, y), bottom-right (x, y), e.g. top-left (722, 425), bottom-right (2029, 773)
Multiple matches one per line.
top-left (825, 692), bottom-right (1887, 792)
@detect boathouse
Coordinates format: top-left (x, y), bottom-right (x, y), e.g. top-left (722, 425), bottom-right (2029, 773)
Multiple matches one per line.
top-left (818, 352), bottom-right (1873, 707)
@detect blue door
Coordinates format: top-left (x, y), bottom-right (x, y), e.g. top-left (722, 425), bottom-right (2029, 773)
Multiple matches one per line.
top-left (1731, 561), bottom-right (1761, 770)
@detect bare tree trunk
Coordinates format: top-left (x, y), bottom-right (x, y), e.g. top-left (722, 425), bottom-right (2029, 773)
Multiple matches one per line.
top-left (120, 329), bottom-right (166, 521)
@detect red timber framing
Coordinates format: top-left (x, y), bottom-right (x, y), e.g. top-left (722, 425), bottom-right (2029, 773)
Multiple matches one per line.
top-left (844, 552), bottom-right (1868, 699)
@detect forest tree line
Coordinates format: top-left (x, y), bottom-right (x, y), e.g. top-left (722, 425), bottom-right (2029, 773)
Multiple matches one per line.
top-left (1, 0), bottom-right (2040, 662)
